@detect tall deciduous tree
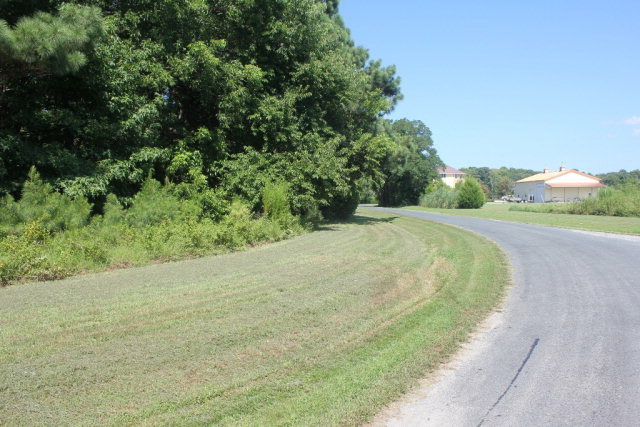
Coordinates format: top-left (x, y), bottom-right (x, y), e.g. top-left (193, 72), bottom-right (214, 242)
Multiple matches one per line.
top-left (377, 119), bottom-right (442, 207)
top-left (0, 0), bottom-right (405, 219)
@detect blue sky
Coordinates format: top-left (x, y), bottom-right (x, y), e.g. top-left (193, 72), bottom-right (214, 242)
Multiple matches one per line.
top-left (339, 1), bottom-right (640, 174)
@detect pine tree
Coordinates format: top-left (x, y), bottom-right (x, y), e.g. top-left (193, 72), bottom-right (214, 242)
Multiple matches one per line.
top-left (0, 4), bottom-right (103, 80)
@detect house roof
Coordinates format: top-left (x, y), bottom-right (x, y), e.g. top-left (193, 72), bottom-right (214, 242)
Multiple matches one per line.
top-left (516, 169), bottom-right (601, 183)
top-left (437, 165), bottom-right (466, 175)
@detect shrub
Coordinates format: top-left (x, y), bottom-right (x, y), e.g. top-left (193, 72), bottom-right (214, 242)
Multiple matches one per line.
top-left (171, 182), bottom-right (230, 220)
top-left (102, 194), bottom-right (125, 225)
top-left (0, 167), bottom-right (91, 237)
top-left (262, 180), bottom-right (303, 231)
top-left (322, 188), bottom-right (360, 221)
top-left (125, 177), bottom-right (200, 228)
top-left (456, 177), bottom-right (485, 209)
top-left (0, 195), bottom-right (20, 237)
top-left (0, 170), bottom-right (305, 285)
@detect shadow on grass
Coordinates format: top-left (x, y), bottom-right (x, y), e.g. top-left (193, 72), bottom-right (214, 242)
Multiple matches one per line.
top-left (316, 214), bottom-right (399, 231)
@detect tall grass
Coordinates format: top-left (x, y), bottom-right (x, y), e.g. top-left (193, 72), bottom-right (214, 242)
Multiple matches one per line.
top-left (0, 170), bottom-right (304, 285)
top-left (509, 182), bottom-right (640, 217)
top-left (419, 182), bottom-right (459, 209)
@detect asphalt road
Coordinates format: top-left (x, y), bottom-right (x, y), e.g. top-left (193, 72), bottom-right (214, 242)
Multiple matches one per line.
top-left (370, 208), bottom-right (640, 427)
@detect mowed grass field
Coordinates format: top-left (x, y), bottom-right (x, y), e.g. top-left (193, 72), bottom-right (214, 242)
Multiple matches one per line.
top-left (0, 210), bottom-right (508, 425)
top-left (405, 203), bottom-right (640, 235)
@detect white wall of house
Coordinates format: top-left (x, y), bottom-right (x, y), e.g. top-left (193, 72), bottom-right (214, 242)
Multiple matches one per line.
top-left (441, 174), bottom-right (465, 188)
top-left (514, 181), bottom-right (537, 202)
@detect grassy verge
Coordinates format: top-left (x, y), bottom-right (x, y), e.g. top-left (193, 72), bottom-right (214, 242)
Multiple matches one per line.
top-left (0, 209), bottom-right (508, 425)
top-left (405, 203), bottom-right (640, 235)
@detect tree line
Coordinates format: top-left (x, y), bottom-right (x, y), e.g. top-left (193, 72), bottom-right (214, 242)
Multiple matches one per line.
top-left (461, 167), bottom-right (538, 200)
top-left (0, 0), bottom-right (441, 221)
top-left (597, 169), bottom-right (640, 187)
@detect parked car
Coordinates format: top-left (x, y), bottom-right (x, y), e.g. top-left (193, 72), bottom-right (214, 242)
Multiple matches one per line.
top-left (501, 195), bottom-right (523, 203)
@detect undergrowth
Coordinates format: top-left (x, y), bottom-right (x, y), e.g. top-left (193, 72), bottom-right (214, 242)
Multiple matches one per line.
top-left (0, 170), bottom-right (305, 285)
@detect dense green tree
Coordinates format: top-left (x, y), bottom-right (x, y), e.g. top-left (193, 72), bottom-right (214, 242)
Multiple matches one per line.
top-left (461, 167), bottom-right (492, 192)
top-left (377, 119), bottom-right (442, 207)
top-left (492, 174), bottom-right (514, 198)
top-left (0, 0), bottom-right (405, 219)
top-left (597, 169), bottom-right (640, 187)
top-left (461, 166), bottom-right (538, 199)
top-left (456, 176), bottom-right (485, 209)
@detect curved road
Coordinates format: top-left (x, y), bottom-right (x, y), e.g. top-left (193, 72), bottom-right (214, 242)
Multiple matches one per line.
top-left (371, 208), bottom-right (640, 427)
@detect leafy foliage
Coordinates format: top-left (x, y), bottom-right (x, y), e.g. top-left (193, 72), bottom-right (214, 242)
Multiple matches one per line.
top-left (0, 0), bottom-right (415, 221)
top-left (0, 167), bottom-right (90, 237)
top-left (377, 119), bottom-right (441, 206)
top-left (456, 177), bottom-right (486, 209)
top-left (261, 180), bottom-right (298, 227)
top-left (461, 167), bottom-right (538, 199)
top-left (0, 0), bottom-right (449, 284)
top-left (0, 173), bottom-right (304, 285)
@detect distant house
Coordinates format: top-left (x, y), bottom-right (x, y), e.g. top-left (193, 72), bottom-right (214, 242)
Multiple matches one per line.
top-left (514, 166), bottom-right (605, 203)
top-left (438, 166), bottom-right (466, 188)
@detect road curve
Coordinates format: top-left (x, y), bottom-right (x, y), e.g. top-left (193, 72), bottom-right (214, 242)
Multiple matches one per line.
top-left (369, 208), bottom-right (640, 427)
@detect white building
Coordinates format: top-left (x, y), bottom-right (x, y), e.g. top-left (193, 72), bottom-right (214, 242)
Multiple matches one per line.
top-left (514, 166), bottom-right (605, 203)
top-left (438, 166), bottom-right (466, 188)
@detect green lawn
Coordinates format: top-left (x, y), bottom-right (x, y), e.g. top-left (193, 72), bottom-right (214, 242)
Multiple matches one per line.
top-left (0, 209), bottom-right (508, 425)
top-left (404, 203), bottom-right (640, 235)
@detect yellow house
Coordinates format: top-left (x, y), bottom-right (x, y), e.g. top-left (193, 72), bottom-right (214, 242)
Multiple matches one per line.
top-left (514, 166), bottom-right (605, 203)
top-left (438, 165), bottom-right (466, 188)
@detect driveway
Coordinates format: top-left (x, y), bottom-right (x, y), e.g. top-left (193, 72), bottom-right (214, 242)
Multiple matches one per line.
top-left (370, 208), bottom-right (640, 426)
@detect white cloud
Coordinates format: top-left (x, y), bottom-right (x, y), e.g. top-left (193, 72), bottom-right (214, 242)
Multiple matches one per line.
top-left (633, 129), bottom-right (640, 136)
top-left (623, 116), bottom-right (640, 125)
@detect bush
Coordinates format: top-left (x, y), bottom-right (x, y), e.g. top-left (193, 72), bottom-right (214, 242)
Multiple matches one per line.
top-left (0, 167), bottom-right (91, 237)
top-left (456, 177), bottom-right (485, 209)
top-left (102, 194), bottom-right (125, 225)
top-left (0, 170), bottom-right (305, 285)
top-left (322, 188), bottom-right (360, 221)
top-left (125, 177), bottom-right (200, 228)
